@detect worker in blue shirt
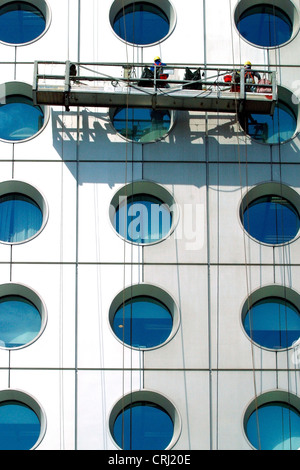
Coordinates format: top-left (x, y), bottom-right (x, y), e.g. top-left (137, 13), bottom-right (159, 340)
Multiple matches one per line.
top-left (150, 56), bottom-right (167, 77)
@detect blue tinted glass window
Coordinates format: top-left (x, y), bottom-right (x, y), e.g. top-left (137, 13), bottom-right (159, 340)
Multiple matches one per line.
top-left (115, 194), bottom-right (172, 244)
top-left (0, 193), bottom-right (43, 243)
top-left (242, 195), bottom-right (300, 244)
top-left (114, 296), bottom-right (172, 348)
top-left (244, 297), bottom-right (300, 349)
top-left (0, 400), bottom-right (40, 450)
top-left (113, 108), bottom-right (171, 142)
top-left (113, 2), bottom-right (169, 45)
top-left (0, 295), bottom-right (41, 348)
top-left (114, 401), bottom-right (173, 450)
top-left (246, 402), bottom-right (300, 450)
top-left (237, 5), bottom-right (293, 47)
top-left (241, 102), bottom-right (297, 144)
top-left (0, 2), bottom-right (46, 44)
top-left (0, 95), bottom-right (44, 141)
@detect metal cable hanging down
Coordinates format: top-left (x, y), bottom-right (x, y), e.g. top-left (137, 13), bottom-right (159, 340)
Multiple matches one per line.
top-left (230, 0), bottom-right (262, 449)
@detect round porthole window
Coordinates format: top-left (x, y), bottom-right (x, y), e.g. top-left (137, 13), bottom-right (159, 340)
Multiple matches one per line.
top-left (109, 390), bottom-right (180, 450)
top-left (111, 107), bottom-right (173, 143)
top-left (0, 82), bottom-right (48, 142)
top-left (0, 180), bottom-right (48, 244)
top-left (0, 389), bottom-right (46, 450)
top-left (244, 391), bottom-right (300, 450)
top-left (109, 283), bottom-right (179, 349)
top-left (240, 182), bottom-right (300, 245)
top-left (241, 285), bottom-right (300, 350)
top-left (235, 0), bottom-right (299, 48)
top-left (109, 0), bottom-right (176, 46)
top-left (239, 87), bottom-right (298, 144)
top-left (0, 283), bottom-right (47, 349)
top-left (109, 181), bottom-right (178, 245)
top-left (0, 0), bottom-right (51, 45)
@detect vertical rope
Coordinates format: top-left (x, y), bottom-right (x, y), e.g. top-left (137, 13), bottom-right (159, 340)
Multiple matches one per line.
top-left (230, 0), bottom-right (261, 450)
top-left (271, 1), bottom-right (294, 448)
top-left (120, 0), bottom-right (136, 450)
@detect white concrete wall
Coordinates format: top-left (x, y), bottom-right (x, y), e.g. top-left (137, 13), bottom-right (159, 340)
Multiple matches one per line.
top-left (0, 0), bottom-right (299, 450)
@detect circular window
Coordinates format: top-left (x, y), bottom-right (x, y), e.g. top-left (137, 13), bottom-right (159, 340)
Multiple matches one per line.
top-left (110, 181), bottom-right (178, 245)
top-left (0, 180), bottom-right (48, 244)
top-left (239, 99), bottom-right (297, 144)
top-left (0, 1), bottom-right (50, 45)
top-left (235, 0), bottom-right (299, 48)
top-left (114, 401), bottom-right (173, 450)
top-left (109, 0), bottom-right (176, 46)
top-left (0, 193), bottom-right (43, 243)
top-left (109, 283), bottom-right (179, 350)
top-left (0, 282), bottom-right (47, 349)
top-left (241, 285), bottom-right (300, 350)
top-left (109, 390), bottom-right (180, 450)
top-left (113, 296), bottom-right (172, 348)
top-left (0, 296), bottom-right (41, 348)
top-left (243, 297), bottom-right (300, 350)
top-left (240, 183), bottom-right (300, 245)
top-left (111, 107), bottom-right (172, 143)
top-left (115, 194), bottom-right (172, 244)
top-left (242, 195), bottom-right (300, 244)
top-left (0, 82), bottom-right (48, 142)
top-left (0, 389), bottom-right (46, 450)
top-left (244, 391), bottom-right (300, 450)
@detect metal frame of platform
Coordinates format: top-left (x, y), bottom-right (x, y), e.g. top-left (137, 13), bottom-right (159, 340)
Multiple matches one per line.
top-left (33, 61), bottom-right (277, 115)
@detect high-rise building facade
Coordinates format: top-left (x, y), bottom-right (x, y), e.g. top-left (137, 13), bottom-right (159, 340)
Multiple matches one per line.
top-left (0, 0), bottom-right (299, 451)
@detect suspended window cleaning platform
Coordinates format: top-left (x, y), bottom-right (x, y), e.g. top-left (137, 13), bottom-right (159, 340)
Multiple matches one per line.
top-left (33, 61), bottom-right (277, 115)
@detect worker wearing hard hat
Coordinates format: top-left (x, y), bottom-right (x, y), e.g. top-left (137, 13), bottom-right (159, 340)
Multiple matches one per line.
top-left (150, 56), bottom-right (166, 73)
top-left (244, 61), bottom-right (261, 90)
top-left (150, 56), bottom-right (169, 83)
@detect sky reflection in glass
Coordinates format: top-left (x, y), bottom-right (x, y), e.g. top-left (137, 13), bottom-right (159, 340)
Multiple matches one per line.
top-left (115, 194), bottom-right (172, 244)
top-left (0, 193), bottom-right (43, 243)
top-left (114, 402), bottom-right (173, 450)
top-left (113, 108), bottom-right (171, 142)
top-left (114, 296), bottom-right (172, 348)
top-left (0, 295), bottom-right (41, 348)
top-left (242, 195), bottom-right (300, 244)
top-left (246, 402), bottom-right (300, 450)
top-left (0, 2), bottom-right (45, 44)
top-left (237, 5), bottom-right (293, 47)
top-left (113, 2), bottom-right (169, 45)
top-left (244, 297), bottom-right (300, 349)
top-left (0, 96), bottom-right (44, 141)
top-left (243, 102), bottom-right (297, 144)
top-left (0, 401), bottom-right (40, 450)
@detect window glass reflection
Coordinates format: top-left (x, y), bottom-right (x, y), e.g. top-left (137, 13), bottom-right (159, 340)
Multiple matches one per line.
top-left (0, 95), bottom-right (44, 141)
top-left (244, 297), bottom-right (300, 349)
top-left (0, 2), bottom-right (46, 44)
top-left (0, 193), bottom-right (43, 243)
top-left (113, 296), bottom-right (172, 348)
top-left (0, 295), bottom-right (41, 348)
top-left (115, 194), bottom-right (172, 244)
top-left (113, 2), bottom-right (169, 45)
top-left (113, 108), bottom-right (171, 142)
top-left (114, 401), bottom-right (173, 450)
top-left (240, 102), bottom-right (297, 144)
top-left (242, 195), bottom-right (300, 244)
top-left (237, 5), bottom-right (293, 47)
top-left (0, 401), bottom-right (40, 450)
top-left (246, 402), bottom-right (300, 450)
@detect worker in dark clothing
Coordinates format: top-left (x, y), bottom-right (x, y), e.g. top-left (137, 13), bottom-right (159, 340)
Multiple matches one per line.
top-left (244, 61), bottom-right (261, 91)
top-left (138, 56), bottom-right (168, 88)
top-left (150, 56), bottom-right (169, 87)
top-left (150, 56), bottom-right (167, 75)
